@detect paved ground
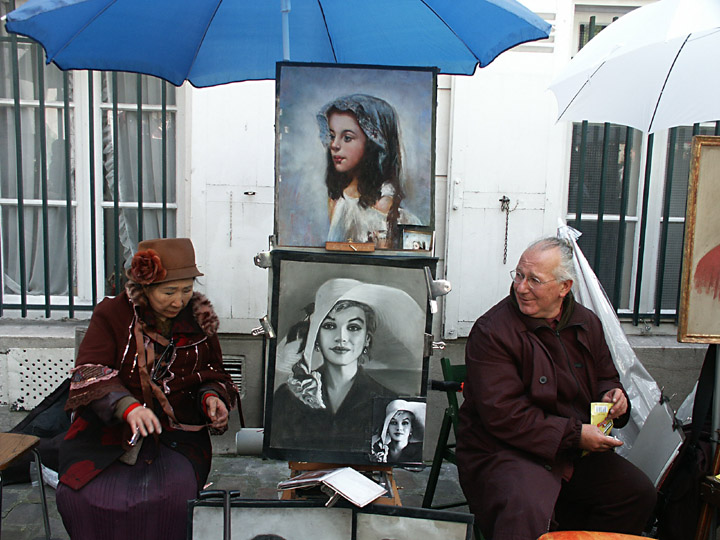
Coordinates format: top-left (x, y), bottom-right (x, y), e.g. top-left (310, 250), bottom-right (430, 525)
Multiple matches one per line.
top-left (1, 455), bottom-right (469, 540)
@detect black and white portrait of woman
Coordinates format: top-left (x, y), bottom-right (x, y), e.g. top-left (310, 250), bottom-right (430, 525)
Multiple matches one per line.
top-left (370, 399), bottom-right (426, 464)
top-left (265, 255), bottom-right (431, 463)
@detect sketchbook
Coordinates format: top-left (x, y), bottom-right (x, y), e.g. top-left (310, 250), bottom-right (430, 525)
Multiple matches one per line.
top-left (277, 467), bottom-right (387, 508)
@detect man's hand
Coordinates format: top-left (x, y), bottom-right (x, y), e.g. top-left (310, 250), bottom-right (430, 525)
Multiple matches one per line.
top-left (602, 388), bottom-right (628, 420)
top-left (205, 395), bottom-right (229, 430)
top-left (127, 405), bottom-right (162, 437)
top-left (579, 424), bottom-right (623, 452)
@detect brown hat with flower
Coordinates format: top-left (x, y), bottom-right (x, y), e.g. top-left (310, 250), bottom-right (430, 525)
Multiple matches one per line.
top-left (127, 238), bottom-right (203, 285)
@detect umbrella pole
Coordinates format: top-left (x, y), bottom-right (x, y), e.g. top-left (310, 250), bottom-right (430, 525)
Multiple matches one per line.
top-left (282, 0), bottom-right (291, 60)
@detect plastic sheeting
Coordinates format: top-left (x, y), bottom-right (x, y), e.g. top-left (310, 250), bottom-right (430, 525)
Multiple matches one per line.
top-left (557, 224), bottom-right (662, 454)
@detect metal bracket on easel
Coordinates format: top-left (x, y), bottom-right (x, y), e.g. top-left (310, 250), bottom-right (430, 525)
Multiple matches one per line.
top-left (250, 315), bottom-right (276, 338)
top-left (424, 267), bottom-right (452, 314)
top-left (253, 250), bottom-right (272, 268)
top-left (424, 334), bottom-right (446, 356)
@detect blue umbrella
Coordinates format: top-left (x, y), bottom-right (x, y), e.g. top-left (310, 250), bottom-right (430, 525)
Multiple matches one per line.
top-left (4, 0), bottom-right (551, 87)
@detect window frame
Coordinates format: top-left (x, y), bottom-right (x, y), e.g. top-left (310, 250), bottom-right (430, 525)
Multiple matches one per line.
top-left (1, 61), bottom-right (181, 317)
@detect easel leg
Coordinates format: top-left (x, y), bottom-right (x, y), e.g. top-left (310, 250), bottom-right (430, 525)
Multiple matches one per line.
top-left (422, 410), bottom-right (452, 508)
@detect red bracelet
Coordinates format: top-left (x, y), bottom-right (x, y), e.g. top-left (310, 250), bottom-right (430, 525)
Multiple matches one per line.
top-left (123, 402), bottom-right (142, 422)
top-left (202, 393), bottom-right (217, 416)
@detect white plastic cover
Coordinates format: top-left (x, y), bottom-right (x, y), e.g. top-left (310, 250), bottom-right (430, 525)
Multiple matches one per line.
top-left (557, 224), bottom-right (662, 454)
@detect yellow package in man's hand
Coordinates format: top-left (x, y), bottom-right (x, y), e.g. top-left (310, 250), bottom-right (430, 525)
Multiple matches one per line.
top-left (590, 402), bottom-right (613, 436)
top-left (582, 402), bottom-right (615, 456)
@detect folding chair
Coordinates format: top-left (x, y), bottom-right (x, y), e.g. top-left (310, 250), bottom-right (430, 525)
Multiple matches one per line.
top-left (422, 357), bottom-right (465, 509)
top-left (422, 358), bottom-right (483, 539)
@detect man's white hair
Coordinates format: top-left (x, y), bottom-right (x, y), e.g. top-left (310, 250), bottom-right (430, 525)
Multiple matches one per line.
top-left (526, 237), bottom-right (576, 283)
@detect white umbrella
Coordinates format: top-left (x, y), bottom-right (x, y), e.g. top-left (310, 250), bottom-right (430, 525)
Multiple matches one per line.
top-left (549, 0), bottom-right (720, 133)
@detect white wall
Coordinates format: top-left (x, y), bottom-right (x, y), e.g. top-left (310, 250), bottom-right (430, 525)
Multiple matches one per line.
top-left (187, 81), bottom-right (276, 333)
top-left (442, 0), bottom-right (576, 338)
top-left (180, 0), bottom-right (651, 339)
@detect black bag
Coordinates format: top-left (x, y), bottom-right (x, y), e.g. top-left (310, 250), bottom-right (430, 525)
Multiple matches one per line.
top-left (655, 344), bottom-right (716, 540)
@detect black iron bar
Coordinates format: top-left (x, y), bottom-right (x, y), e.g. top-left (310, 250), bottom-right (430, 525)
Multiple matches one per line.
top-left (613, 127), bottom-right (634, 309)
top-left (37, 46), bottom-right (51, 316)
top-left (162, 81), bottom-right (168, 237)
top-left (113, 73), bottom-right (121, 295)
top-left (63, 72), bottom-right (75, 317)
top-left (653, 128), bottom-right (677, 326)
top-left (11, 29), bottom-right (27, 316)
top-left (594, 122), bottom-right (611, 270)
top-left (88, 72), bottom-right (98, 306)
top-left (633, 134), bottom-right (654, 325)
top-left (575, 121), bottom-right (589, 229)
top-left (136, 74), bottom-right (143, 242)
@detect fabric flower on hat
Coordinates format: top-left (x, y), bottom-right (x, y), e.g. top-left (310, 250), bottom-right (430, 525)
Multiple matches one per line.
top-left (130, 249), bottom-right (167, 285)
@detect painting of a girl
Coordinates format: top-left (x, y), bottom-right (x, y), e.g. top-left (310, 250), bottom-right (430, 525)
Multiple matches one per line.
top-left (317, 94), bottom-right (420, 248)
top-left (269, 278), bottom-right (425, 456)
top-left (274, 64), bottom-right (435, 249)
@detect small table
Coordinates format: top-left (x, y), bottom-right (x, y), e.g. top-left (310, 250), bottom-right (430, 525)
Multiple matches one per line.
top-left (0, 433), bottom-right (52, 539)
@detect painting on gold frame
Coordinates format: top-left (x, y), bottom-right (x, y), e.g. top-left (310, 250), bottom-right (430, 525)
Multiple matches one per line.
top-left (678, 136), bottom-right (720, 343)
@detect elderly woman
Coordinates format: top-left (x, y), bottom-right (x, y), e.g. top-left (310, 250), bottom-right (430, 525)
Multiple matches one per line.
top-left (270, 278), bottom-right (425, 454)
top-left (371, 399), bottom-right (426, 464)
top-left (55, 238), bottom-right (237, 540)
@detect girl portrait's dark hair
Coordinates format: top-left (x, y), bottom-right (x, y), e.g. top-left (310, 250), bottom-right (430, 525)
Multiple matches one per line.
top-left (319, 95), bottom-right (406, 241)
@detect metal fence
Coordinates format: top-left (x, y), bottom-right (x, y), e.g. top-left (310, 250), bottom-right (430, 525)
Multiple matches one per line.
top-left (570, 16), bottom-right (720, 325)
top-left (568, 121), bottom-right (720, 326)
top-left (1, 18), bottom-right (176, 317)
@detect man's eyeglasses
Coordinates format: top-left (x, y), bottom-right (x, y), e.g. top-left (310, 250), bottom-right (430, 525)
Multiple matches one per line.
top-left (510, 270), bottom-right (557, 291)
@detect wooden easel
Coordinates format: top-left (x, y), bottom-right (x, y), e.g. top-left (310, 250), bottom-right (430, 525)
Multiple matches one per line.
top-left (280, 461), bottom-right (402, 506)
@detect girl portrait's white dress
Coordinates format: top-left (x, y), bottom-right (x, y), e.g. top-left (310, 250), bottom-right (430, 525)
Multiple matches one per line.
top-left (327, 182), bottom-right (420, 243)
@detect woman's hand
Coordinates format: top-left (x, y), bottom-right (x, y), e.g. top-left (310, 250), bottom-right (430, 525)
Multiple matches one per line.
top-left (126, 405), bottom-right (162, 437)
top-left (205, 395), bottom-right (229, 430)
top-left (602, 388), bottom-right (628, 420)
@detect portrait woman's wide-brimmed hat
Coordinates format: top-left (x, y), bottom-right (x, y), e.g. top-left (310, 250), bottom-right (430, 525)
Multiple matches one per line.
top-left (381, 399), bottom-right (426, 445)
top-left (126, 237), bottom-right (203, 285)
top-left (302, 278), bottom-right (425, 372)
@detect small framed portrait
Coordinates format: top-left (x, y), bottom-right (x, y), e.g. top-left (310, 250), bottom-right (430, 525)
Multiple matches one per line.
top-left (369, 397), bottom-right (427, 465)
top-left (263, 250), bottom-right (435, 464)
top-left (274, 62), bottom-right (437, 250)
top-left (401, 228), bottom-right (434, 252)
top-left (678, 136), bottom-right (720, 343)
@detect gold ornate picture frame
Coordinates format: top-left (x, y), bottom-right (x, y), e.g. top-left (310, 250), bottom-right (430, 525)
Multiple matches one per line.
top-left (678, 136), bottom-right (720, 343)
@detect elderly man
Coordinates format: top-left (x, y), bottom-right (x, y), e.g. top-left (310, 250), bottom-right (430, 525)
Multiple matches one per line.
top-left (456, 237), bottom-right (656, 540)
